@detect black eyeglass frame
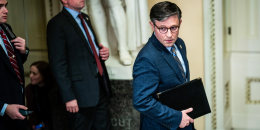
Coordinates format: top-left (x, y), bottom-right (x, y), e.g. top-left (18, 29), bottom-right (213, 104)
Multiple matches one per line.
top-left (153, 23), bottom-right (180, 34)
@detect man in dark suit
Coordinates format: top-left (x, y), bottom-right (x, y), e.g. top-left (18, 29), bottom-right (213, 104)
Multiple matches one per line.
top-left (0, 0), bottom-right (29, 129)
top-left (47, 0), bottom-right (111, 129)
top-left (133, 1), bottom-right (195, 130)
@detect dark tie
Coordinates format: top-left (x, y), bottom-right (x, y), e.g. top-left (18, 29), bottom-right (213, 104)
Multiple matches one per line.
top-left (172, 46), bottom-right (186, 80)
top-left (78, 14), bottom-right (103, 76)
top-left (0, 29), bottom-right (23, 84)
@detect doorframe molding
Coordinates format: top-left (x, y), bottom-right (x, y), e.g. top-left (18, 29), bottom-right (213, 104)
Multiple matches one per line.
top-left (203, 0), bottom-right (232, 129)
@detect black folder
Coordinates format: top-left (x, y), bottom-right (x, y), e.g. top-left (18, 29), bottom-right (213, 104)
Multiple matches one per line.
top-left (156, 78), bottom-right (211, 119)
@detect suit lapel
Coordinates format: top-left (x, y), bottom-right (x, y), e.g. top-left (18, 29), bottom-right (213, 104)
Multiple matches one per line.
top-left (0, 45), bottom-right (19, 79)
top-left (151, 35), bottom-right (185, 81)
top-left (162, 50), bottom-right (185, 82)
top-left (175, 40), bottom-right (190, 80)
top-left (62, 9), bottom-right (93, 56)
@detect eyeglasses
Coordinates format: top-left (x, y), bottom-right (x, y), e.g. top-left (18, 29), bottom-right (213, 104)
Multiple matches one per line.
top-left (154, 23), bottom-right (179, 34)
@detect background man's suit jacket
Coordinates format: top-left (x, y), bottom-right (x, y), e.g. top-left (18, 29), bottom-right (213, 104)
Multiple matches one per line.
top-left (0, 23), bottom-right (27, 111)
top-left (133, 34), bottom-right (192, 130)
top-left (47, 8), bottom-right (111, 108)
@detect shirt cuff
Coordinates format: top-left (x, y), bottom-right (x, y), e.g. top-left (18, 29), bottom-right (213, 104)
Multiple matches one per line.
top-left (0, 103), bottom-right (8, 116)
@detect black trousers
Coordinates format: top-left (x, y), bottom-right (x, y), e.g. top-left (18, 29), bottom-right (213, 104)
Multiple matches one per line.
top-left (0, 117), bottom-right (28, 130)
top-left (68, 78), bottom-right (111, 130)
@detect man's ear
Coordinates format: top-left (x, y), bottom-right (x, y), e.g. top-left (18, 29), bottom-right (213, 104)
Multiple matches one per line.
top-left (149, 21), bottom-right (155, 31)
top-left (179, 19), bottom-right (182, 26)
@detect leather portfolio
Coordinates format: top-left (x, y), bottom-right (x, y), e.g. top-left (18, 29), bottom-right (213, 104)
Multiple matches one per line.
top-left (156, 78), bottom-right (211, 119)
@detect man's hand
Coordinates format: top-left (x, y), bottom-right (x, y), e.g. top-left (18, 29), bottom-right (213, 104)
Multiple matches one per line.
top-left (99, 43), bottom-right (109, 61)
top-left (11, 37), bottom-right (26, 54)
top-left (179, 108), bottom-right (194, 128)
top-left (65, 99), bottom-right (79, 113)
top-left (5, 104), bottom-right (27, 120)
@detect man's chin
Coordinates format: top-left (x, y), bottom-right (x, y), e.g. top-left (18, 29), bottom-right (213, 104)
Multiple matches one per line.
top-left (165, 41), bottom-right (174, 47)
top-left (163, 42), bottom-right (174, 47)
top-left (0, 20), bottom-right (7, 24)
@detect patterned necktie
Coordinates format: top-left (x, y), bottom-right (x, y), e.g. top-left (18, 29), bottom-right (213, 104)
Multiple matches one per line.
top-left (0, 29), bottom-right (23, 84)
top-left (172, 46), bottom-right (186, 80)
top-left (78, 14), bottom-right (103, 76)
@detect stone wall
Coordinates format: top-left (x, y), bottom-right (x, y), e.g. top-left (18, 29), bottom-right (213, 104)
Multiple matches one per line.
top-left (109, 80), bottom-right (140, 130)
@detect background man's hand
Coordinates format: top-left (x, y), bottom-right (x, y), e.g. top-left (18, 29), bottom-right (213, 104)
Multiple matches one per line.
top-left (99, 43), bottom-right (109, 61)
top-left (66, 99), bottom-right (79, 113)
top-left (5, 104), bottom-right (27, 120)
top-left (11, 37), bottom-right (26, 54)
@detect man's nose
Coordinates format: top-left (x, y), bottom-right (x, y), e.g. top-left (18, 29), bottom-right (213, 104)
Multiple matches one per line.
top-left (166, 29), bottom-right (173, 37)
top-left (3, 6), bottom-right (8, 13)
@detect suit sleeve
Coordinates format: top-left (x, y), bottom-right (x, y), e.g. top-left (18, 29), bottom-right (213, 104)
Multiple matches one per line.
top-left (133, 57), bottom-right (182, 129)
top-left (19, 47), bottom-right (29, 64)
top-left (47, 19), bottom-right (75, 103)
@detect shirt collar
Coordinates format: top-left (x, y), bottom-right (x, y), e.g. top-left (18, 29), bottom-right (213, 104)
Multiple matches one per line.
top-left (166, 44), bottom-right (177, 53)
top-left (64, 7), bottom-right (80, 19)
top-left (166, 46), bottom-right (171, 53)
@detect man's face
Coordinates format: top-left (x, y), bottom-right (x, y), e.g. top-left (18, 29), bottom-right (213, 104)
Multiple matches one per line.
top-left (62, 0), bottom-right (85, 12)
top-left (150, 15), bottom-right (182, 47)
top-left (0, 0), bottom-right (8, 24)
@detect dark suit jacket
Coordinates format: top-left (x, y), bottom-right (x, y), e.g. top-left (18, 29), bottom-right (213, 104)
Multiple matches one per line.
top-left (47, 8), bottom-right (111, 108)
top-left (0, 23), bottom-right (28, 128)
top-left (0, 23), bottom-right (28, 111)
top-left (133, 33), bottom-right (192, 130)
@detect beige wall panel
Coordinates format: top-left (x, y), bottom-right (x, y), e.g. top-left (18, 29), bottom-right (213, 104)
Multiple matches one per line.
top-left (6, 0), bottom-right (26, 38)
top-left (230, 0), bottom-right (260, 129)
top-left (231, 53), bottom-right (260, 129)
top-left (7, 0), bottom-right (47, 50)
top-left (23, 0), bottom-right (47, 50)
